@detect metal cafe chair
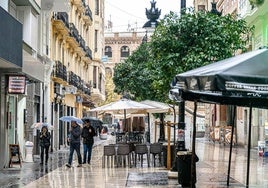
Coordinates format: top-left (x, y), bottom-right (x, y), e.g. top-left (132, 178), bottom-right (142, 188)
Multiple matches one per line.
top-left (134, 144), bottom-right (150, 167)
top-left (116, 143), bottom-right (131, 167)
top-left (102, 144), bottom-right (116, 168)
top-left (150, 143), bottom-right (163, 167)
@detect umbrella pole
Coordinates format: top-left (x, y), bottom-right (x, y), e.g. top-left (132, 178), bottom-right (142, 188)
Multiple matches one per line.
top-left (246, 105), bottom-right (252, 187)
top-left (147, 113), bottom-right (150, 143)
top-left (227, 105), bottom-right (236, 186)
top-left (191, 101), bottom-right (197, 188)
top-left (124, 109), bottom-right (127, 131)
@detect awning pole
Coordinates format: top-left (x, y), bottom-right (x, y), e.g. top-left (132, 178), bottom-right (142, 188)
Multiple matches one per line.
top-left (227, 105), bottom-right (236, 186)
top-left (246, 105), bottom-right (252, 187)
top-left (190, 101), bottom-right (197, 188)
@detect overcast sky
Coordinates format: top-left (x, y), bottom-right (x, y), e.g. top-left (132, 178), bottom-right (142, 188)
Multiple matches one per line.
top-left (105, 0), bottom-right (193, 32)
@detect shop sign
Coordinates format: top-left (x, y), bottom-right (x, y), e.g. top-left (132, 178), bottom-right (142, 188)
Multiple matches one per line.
top-left (8, 76), bottom-right (26, 94)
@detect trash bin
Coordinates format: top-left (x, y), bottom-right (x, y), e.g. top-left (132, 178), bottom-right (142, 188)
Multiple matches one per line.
top-left (25, 141), bottom-right (34, 162)
top-left (177, 151), bottom-right (198, 187)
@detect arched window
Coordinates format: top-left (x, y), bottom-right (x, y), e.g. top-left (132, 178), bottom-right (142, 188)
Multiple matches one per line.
top-left (120, 46), bottom-right (130, 58)
top-left (105, 46), bottom-right (112, 57)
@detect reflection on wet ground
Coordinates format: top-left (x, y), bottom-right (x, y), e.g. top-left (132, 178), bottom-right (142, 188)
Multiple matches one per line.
top-left (1, 137), bottom-right (268, 188)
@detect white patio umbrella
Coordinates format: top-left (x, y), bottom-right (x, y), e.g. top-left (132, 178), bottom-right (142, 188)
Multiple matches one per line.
top-left (140, 100), bottom-right (172, 113)
top-left (90, 98), bottom-right (155, 112)
top-left (90, 98), bottom-right (155, 130)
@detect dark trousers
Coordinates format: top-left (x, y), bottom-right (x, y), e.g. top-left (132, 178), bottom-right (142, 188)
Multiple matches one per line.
top-left (83, 143), bottom-right (93, 163)
top-left (68, 142), bottom-right (82, 165)
top-left (40, 145), bottom-right (49, 163)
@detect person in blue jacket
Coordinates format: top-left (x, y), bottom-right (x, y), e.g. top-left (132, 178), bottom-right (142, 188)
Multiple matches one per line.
top-left (66, 121), bottom-right (82, 168)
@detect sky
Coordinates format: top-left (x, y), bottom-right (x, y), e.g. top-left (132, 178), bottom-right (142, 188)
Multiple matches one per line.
top-left (105, 0), bottom-right (193, 32)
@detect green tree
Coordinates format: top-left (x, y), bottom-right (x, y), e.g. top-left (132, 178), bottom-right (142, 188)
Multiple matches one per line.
top-left (113, 10), bottom-right (254, 102)
top-left (113, 43), bottom-right (156, 100)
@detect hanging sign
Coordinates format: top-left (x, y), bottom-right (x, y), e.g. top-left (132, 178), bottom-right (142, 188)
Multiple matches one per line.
top-left (8, 76), bottom-right (26, 94)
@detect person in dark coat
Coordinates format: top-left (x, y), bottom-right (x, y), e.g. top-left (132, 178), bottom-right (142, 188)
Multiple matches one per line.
top-left (39, 126), bottom-right (51, 165)
top-left (81, 119), bottom-right (96, 164)
top-left (66, 121), bottom-right (82, 168)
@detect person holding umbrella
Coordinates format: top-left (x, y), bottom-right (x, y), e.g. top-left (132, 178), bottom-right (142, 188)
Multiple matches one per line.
top-left (81, 119), bottom-right (96, 165)
top-left (39, 126), bottom-right (51, 165)
top-left (66, 121), bottom-right (83, 168)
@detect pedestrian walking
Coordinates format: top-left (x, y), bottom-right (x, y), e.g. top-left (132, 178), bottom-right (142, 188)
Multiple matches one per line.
top-left (39, 126), bottom-right (51, 165)
top-left (81, 119), bottom-right (96, 164)
top-left (66, 121), bottom-right (82, 168)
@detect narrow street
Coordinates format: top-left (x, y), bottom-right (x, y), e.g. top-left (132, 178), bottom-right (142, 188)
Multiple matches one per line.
top-left (1, 135), bottom-right (268, 188)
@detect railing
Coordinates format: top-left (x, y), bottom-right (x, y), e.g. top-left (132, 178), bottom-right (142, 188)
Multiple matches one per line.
top-left (78, 35), bottom-right (86, 51)
top-left (68, 71), bottom-right (90, 95)
top-left (85, 5), bottom-right (93, 21)
top-left (53, 12), bottom-right (69, 28)
top-left (52, 61), bottom-right (68, 81)
top-left (85, 46), bottom-right (92, 59)
top-left (69, 23), bottom-right (79, 43)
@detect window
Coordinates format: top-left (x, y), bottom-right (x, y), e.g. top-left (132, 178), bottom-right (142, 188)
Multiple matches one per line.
top-left (93, 66), bottom-right (97, 88)
top-left (105, 46), bottom-right (112, 57)
top-left (94, 30), bottom-right (98, 52)
top-left (95, 0), bottom-right (99, 15)
top-left (120, 46), bottom-right (130, 58)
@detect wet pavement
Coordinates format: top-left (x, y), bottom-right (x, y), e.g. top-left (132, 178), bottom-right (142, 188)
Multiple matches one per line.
top-left (1, 136), bottom-right (268, 188)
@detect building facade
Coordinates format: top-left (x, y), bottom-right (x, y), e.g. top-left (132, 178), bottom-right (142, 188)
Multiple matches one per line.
top-left (239, 0), bottom-right (268, 146)
top-left (104, 31), bottom-right (145, 76)
top-left (50, 0), bottom-right (105, 151)
top-left (193, 0), bottom-right (268, 147)
top-left (0, 0), bottom-right (105, 169)
top-left (0, 0), bottom-right (51, 168)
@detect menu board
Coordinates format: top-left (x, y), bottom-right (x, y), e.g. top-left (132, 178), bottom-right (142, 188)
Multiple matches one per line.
top-left (9, 144), bottom-right (22, 168)
top-left (8, 76), bottom-right (26, 94)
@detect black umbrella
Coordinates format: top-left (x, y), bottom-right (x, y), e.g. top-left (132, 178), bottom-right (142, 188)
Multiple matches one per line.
top-left (82, 116), bottom-right (103, 134)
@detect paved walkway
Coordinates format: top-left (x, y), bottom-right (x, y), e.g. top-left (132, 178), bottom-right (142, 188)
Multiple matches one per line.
top-left (1, 136), bottom-right (268, 188)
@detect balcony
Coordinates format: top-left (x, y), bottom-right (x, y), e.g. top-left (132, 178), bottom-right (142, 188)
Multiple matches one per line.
top-left (66, 23), bottom-right (79, 49)
top-left (52, 12), bottom-right (69, 36)
top-left (52, 61), bottom-right (68, 84)
top-left (68, 71), bottom-right (82, 90)
top-left (85, 46), bottom-right (92, 60)
top-left (83, 5), bottom-right (93, 26)
top-left (68, 71), bottom-right (91, 96)
top-left (78, 35), bottom-right (86, 52)
top-left (72, 0), bottom-right (85, 12)
top-left (68, 71), bottom-right (78, 86)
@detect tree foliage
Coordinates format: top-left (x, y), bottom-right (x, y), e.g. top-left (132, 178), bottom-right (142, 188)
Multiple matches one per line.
top-left (113, 43), bottom-right (156, 100)
top-left (113, 9), bottom-right (254, 102)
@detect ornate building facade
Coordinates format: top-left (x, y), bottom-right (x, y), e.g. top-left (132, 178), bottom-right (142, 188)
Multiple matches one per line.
top-left (50, 0), bottom-right (105, 151)
top-left (104, 31), bottom-right (145, 76)
top-left (0, 0), bottom-right (105, 169)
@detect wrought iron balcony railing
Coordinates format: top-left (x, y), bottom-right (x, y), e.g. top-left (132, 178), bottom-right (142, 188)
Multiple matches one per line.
top-left (85, 46), bottom-right (92, 59)
top-left (53, 12), bottom-right (69, 28)
top-left (53, 61), bottom-right (68, 81)
top-left (85, 5), bottom-right (93, 21)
